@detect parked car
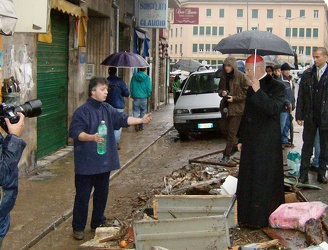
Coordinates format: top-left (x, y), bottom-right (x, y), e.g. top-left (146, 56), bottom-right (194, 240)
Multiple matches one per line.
top-left (173, 69), bottom-right (222, 139)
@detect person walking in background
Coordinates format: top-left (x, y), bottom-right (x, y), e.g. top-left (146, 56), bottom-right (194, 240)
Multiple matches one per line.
top-left (69, 77), bottom-right (152, 240)
top-left (172, 75), bottom-right (182, 104)
top-left (130, 67), bottom-right (152, 132)
top-left (266, 65), bottom-right (274, 76)
top-left (105, 67), bottom-right (130, 150)
top-left (280, 63), bottom-right (296, 147)
top-left (218, 56), bottom-right (249, 163)
top-left (296, 47), bottom-right (328, 184)
top-left (236, 54), bottom-right (286, 228)
top-left (0, 113), bottom-right (26, 248)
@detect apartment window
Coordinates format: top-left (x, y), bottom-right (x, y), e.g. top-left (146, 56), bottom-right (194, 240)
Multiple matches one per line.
top-left (286, 9), bottom-right (291, 18)
top-left (212, 27), bottom-right (217, 36)
top-left (251, 26), bottom-right (258, 30)
top-left (314, 10), bottom-right (319, 19)
top-left (206, 9), bottom-right (211, 17)
top-left (193, 26), bottom-right (198, 35)
top-left (300, 10), bottom-right (305, 17)
top-left (175, 28), bottom-right (178, 37)
top-left (299, 46), bottom-right (304, 54)
top-left (212, 44), bottom-right (217, 51)
top-left (170, 29), bottom-right (173, 37)
top-left (267, 27), bottom-right (273, 32)
top-left (175, 44), bottom-right (177, 54)
top-left (219, 27), bottom-right (224, 35)
top-left (192, 44), bottom-right (197, 52)
top-left (267, 9), bottom-right (273, 19)
top-left (170, 45), bottom-right (172, 52)
top-left (237, 27), bottom-right (243, 33)
top-left (292, 28), bottom-right (298, 37)
top-left (199, 44), bottom-right (204, 52)
top-left (237, 9), bottom-right (243, 18)
top-left (299, 28), bottom-right (304, 37)
top-left (211, 60), bottom-right (216, 66)
top-left (306, 28), bottom-right (311, 37)
top-left (206, 44), bottom-right (211, 51)
top-left (180, 27), bottom-right (183, 37)
top-left (292, 46), bottom-right (297, 53)
top-left (252, 9), bottom-right (258, 18)
top-left (306, 46), bottom-right (311, 55)
top-left (285, 28), bottom-right (291, 37)
top-left (206, 26), bottom-right (211, 35)
top-left (313, 28), bottom-right (318, 38)
top-left (219, 9), bottom-right (224, 18)
top-left (200, 26), bottom-right (204, 35)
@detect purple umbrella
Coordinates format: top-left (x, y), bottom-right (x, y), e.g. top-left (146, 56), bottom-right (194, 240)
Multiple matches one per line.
top-left (101, 51), bottom-right (150, 68)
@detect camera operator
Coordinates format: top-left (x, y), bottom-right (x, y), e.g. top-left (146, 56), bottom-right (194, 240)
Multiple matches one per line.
top-left (0, 112), bottom-right (26, 248)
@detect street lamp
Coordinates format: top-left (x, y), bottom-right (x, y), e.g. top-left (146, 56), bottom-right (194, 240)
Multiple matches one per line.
top-left (279, 15), bottom-right (306, 44)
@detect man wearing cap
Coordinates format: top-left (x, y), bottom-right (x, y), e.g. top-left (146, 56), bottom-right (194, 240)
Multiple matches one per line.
top-left (296, 47), bottom-right (328, 184)
top-left (280, 63), bottom-right (296, 147)
top-left (236, 54), bottom-right (286, 228)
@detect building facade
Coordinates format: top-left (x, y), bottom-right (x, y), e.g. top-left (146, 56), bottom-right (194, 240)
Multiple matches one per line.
top-left (169, 0), bottom-right (328, 66)
top-left (0, 0), bottom-right (180, 174)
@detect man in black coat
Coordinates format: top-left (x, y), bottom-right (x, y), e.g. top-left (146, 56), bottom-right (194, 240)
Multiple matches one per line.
top-left (296, 47), bottom-right (328, 184)
top-left (236, 54), bottom-right (286, 228)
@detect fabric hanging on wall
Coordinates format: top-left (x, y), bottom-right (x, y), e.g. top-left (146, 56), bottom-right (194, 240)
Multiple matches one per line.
top-left (159, 39), bottom-right (168, 59)
top-left (133, 30), bottom-right (149, 57)
top-left (38, 0), bottom-right (88, 45)
top-left (0, 0), bottom-right (18, 36)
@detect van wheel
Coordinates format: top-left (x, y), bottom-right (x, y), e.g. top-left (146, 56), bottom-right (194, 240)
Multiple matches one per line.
top-left (178, 131), bottom-right (189, 140)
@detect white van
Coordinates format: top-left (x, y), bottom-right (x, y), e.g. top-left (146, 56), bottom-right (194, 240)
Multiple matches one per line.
top-left (173, 69), bottom-right (222, 139)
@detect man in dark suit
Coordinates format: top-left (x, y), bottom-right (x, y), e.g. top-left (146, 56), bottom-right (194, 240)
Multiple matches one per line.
top-left (296, 47), bottom-right (328, 184)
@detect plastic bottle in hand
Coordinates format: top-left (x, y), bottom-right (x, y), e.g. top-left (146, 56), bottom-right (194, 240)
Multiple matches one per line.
top-left (97, 120), bottom-right (107, 155)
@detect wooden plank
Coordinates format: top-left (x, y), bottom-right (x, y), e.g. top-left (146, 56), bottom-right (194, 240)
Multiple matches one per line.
top-left (262, 227), bottom-right (294, 248)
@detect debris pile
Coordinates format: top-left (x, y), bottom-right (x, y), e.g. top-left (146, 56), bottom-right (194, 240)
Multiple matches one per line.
top-left (162, 163), bottom-right (238, 195)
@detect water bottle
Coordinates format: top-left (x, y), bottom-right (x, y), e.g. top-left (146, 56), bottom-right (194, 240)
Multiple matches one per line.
top-left (97, 120), bottom-right (107, 155)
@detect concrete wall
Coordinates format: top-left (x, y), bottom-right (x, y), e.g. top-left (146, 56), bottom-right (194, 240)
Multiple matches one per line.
top-left (2, 33), bottom-right (38, 174)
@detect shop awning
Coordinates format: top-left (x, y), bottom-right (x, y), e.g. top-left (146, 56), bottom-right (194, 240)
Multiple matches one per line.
top-left (51, 0), bottom-right (87, 19)
top-left (0, 0), bottom-right (18, 36)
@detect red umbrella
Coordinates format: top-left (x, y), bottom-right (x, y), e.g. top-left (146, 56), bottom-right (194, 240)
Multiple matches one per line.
top-left (101, 51), bottom-right (149, 68)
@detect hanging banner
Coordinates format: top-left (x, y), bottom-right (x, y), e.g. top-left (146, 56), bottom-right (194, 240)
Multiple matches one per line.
top-left (138, 0), bottom-right (168, 28)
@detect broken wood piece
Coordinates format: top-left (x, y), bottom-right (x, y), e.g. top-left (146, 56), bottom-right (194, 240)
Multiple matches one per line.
top-left (262, 227), bottom-right (291, 248)
top-left (169, 179), bottom-right (220, 195)
top-left (256, 239), bottom-right (280, 248)
top-left (98, 219), bottom-right (128, 243)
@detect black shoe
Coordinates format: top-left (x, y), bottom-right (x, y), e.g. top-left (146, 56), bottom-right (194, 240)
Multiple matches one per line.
top-left (299, 173), bottom-right (309, 184)
top-left (317, 175), bottom-right (328, 184)
top-left (219, 155), bottom-right (230, 163)
top-left (73, 230), bottom-right (85, 240)
top-left (309, 165), bottom-right (318, 172)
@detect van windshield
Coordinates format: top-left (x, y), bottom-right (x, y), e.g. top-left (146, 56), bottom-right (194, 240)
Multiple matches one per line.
top-left (182, 72), bottom-right (220, 95)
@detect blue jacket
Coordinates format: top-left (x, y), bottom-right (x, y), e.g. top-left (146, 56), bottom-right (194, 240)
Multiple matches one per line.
top-left (106, 76), bottom-right (130, 109)
top-left (130, 71), bottom-right (152, 99)
top-left (0, 134), bottom-right (26, 238)
top-left (68, 98), bottom-right (129, 175)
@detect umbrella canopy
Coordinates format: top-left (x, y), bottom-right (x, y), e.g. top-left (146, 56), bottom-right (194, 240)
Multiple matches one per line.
top-left (101, 51), bottom-right (149, 68)
top-left (173, 59), bottom-right (204, 72)
top-left (214, 30), bottom-right (294, 56)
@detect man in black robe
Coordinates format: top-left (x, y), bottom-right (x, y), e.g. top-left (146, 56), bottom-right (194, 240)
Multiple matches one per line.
top-left (236, 54), bottom-right (286, 228)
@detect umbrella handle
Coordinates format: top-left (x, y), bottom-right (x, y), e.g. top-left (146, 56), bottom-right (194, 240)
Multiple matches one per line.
top-left (254, 49), bottom-right (257, 76)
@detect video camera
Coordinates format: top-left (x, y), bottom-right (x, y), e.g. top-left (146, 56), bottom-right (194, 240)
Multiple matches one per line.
top-left (0, 99), bottom-right (42, 133)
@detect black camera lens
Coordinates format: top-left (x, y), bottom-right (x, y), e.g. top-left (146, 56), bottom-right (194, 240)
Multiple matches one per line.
top-left (15, 99), bottom-right (42, 118)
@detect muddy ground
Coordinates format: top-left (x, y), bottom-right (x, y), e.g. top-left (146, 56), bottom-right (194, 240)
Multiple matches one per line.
top-left (6, 128), bottom-right (328, 249)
